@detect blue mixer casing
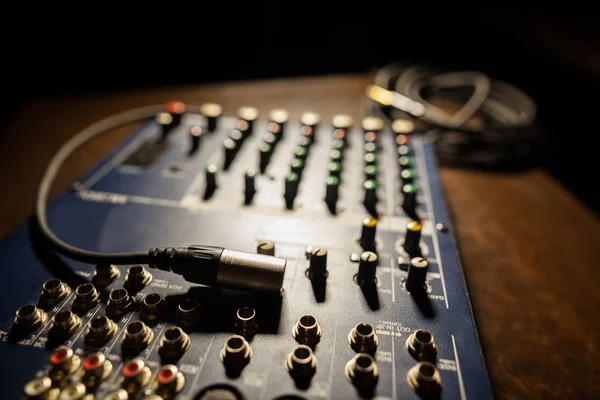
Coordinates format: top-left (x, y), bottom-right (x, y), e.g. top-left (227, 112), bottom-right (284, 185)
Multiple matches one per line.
top-left (0, 107), bottom-right (493, 399)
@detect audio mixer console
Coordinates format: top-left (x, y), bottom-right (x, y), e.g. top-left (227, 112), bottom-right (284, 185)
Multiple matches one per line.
top-left (0, 102), bottom-right (493, 399)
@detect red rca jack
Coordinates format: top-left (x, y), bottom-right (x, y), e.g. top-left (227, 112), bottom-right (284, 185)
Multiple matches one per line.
top-left (153, 364), bottom-right (185, 399)
top-left (81, 352), bottom-right (113, 388)
top-left (48, 347), bottom-right (81, 383)
top-left (120, 358), bottom-right (152, 395)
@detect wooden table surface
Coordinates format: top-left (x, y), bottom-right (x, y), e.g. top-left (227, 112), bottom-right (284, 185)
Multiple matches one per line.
top-left (2, 74), bottom-right (599, 399)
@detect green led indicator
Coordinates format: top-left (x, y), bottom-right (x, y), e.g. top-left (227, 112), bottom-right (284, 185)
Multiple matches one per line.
top-left (223, 138), bottom-right (236, 150)
top-left (399, 156), bottom-right (412, 167)
top-left (245, 169), bottom-right (256, 178)
top-left (365, 153), bottom-right (378, 164)
top-left (365, 165), bottom-right (379, 176)
top-left (286, 172), bottom-right (299, 182)
top-left (259, 142), bottom-right (271, 153)
top-left (205, 164), bottom-right (218, 173)
top-left (295, 146), bottom-right (308, 158)
top-left (401, 169), bottom-right (416, 179)
top-left (327, 176), bottom-right (340, 186)
top-left (403, 183), bottom-right (418, 193)
top-left (328, 162), bottom-right (342, 172)
top-left (330, 149), bottom-right (343, 160)
top-left (364, 180), bottom-right (378, 190)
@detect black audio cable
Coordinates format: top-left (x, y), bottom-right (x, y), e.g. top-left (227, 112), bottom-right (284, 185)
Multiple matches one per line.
top-left (365, 63), bottom-right (539, 170)
top-left (35, 104), bottom-right (286, 293)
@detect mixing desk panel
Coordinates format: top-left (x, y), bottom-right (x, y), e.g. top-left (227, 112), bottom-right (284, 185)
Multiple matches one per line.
top-left (0, 102), bottom-right (492, 399)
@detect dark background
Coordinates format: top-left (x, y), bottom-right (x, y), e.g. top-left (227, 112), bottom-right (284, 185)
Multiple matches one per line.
top-left (2, 4), bottom-right (599, 213)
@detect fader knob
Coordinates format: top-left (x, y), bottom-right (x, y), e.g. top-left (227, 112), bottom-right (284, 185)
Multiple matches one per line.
top-left (200, 103), bottom-right (222, 132)
top-left (403, 221), bottom-right (422, 257)
top-left (325, 176), bottom-right (340, 214)
top-left (244, 170), bottom-right (256, 205)
top-left (284, 172), bottom-right (300, 210)
top-left (223, 138), bottom-right (237, 170)
top-left (406, 257), bottom-right (428, 293)
top-left (309, 247), bottom-right (327, 277)
top-left (357, 251), bottom-right (378, 285)
top-left (402, 183), bottom-right (418, 218)
top-left (259, 143), bottom-right (273, 173)
top-left (359, 217), bottom-right (377, 251)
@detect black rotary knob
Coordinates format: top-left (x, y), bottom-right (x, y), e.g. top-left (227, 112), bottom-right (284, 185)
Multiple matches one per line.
top-left (403, 220), bottom-right (422, 257)
top-left (284, 172), bottom-right (300, 210)
top-left (309, 247), bottom-right (327, 277)
top-left (244, 170), bottom-right (256, 205)
top-left (200, 103), bottom-right (222, 132)
top-left (204, 164), bottom-right (218, 200)
top-left (357, 251), bottom-right (378, 285)
top-left (188, 125), bottom-right (203, 154)
top-left (259, 143), bottom-right (273, 174)
top-left (402, 183), bottom-right (418, 219)
top-left (325, 176), bottom-right (340, 214)
top-left (363, 180), bottom-right (378, 217)
top-left (237, 106), bottom-right (259, 137)
top-left (406, 257), bottom-right (428, 293)
top-left (223, 138), bottom-right (237, 170)
top-left (359, 217), bottom-right (377, 251)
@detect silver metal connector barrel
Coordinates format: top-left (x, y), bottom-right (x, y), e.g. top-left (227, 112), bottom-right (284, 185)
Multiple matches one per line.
top-left (218, 249), bottom-right (286, 292)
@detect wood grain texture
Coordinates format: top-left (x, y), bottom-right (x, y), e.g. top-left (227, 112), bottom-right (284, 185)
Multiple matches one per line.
top-left (1, 74), bottom-right (599, 399)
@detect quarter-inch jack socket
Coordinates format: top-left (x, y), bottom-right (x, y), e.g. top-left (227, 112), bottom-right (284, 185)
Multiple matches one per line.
top-left (159, 327), bottom-right (191, 361)
top-left (39, 278), bottom-right (70, 307)
top-left (292, 314), bottom-right (322, 347)
top-left (345, 353), bottom-right (379, 392)
top-left (12, 304), bottom-right (47, 335)
top-left (285, 345), bottom-right (317, 382)
top-left (140, 293), bottom-right (167, 324)
top-left (48, 310), bottom-right (82, 342)
top-left (220, 335), bottom-right (252, 376)
top-left (106, 288), bottom-right (134, 319)
top-left (234, 307), bottom-right (258, 337)
top-left (407, 361), bottom-right (442, 397)
top-left (124, 265), bottom-right (152, 292)
top-left (85, 315), bottom-right (118, 347)
top-left (121, 320), bottom-right (153, 355)
top-left (406, 329), bottom-right (437, 362)
top-left (92, 264), bottom-right (120, 288)
top-left (72, 283), bottom-right (100, 314)
top-left (348, 322), bottom-right (379, 354)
